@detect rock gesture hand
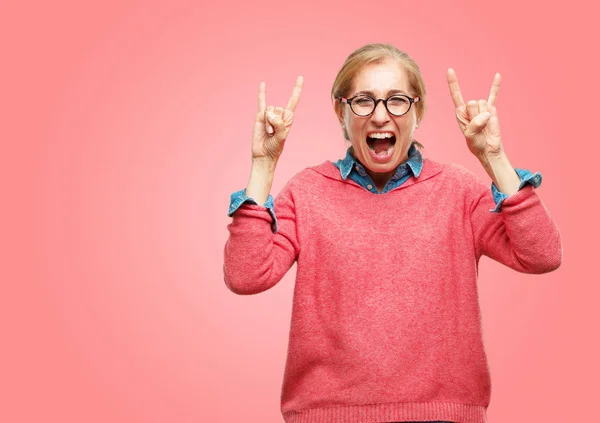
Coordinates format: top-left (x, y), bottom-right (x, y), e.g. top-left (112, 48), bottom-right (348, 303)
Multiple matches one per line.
top-left (447, 68), bottom-right (503, 158)
top-left (252, 76), bottom-right (304, 164)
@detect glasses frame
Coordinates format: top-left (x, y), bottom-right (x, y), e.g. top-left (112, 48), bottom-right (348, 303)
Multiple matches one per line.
top-left (339, 93), bottom-right (420, 117)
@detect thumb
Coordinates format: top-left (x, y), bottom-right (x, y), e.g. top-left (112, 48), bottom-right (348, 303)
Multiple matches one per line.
top-left (267, 111), bottom-right (286, 137)
top-left (465, 112), bottom-right (491, 137)
top-left (489, 113), bottom-right (501, 137)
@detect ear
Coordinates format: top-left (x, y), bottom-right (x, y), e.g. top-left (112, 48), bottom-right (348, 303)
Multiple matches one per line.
top-left (334, 98), bottom-right (345, 125)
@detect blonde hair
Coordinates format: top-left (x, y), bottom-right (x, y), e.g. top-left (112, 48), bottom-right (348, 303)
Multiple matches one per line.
top-left (331, 43), bottom-right (426, 150)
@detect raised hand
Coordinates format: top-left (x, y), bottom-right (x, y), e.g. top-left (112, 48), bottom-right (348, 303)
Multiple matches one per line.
top-left (447, 68), bottom-right (503, 158)
top-left (252, 76), bottom-right (304, 163)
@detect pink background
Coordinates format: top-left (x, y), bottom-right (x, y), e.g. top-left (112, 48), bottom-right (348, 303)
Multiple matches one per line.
top-left (3, 0), bottom-right (599, 422)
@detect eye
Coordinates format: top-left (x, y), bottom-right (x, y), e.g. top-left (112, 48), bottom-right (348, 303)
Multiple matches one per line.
top-left (353, 96), bottom-right (373, 106)
top-left (388, 95), bottom-right (409, 106)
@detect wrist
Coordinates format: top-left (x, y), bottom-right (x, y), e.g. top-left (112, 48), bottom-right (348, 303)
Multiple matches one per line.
top-left (476, 148), bottom-right (505, 164)
top-left (477, 151), bottom-right (520, 196)
top-left (252, 158), bottom-right (278, 173)
top-left (247, 160), bottom-right (276, 206)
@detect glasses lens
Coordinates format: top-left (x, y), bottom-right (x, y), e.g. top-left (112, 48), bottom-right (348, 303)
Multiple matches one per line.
top-left (350, 96), bottom-right (375, 116)
top-left (387, 96), bottom-right (410, 116)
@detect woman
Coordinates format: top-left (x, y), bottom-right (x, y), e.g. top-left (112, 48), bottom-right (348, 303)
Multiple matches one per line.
top-left (224, 44), bottom-right (562, 423)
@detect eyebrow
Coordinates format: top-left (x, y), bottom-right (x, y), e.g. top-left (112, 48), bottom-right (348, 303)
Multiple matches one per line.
top-left (353, 89), bottom-right (409, 96)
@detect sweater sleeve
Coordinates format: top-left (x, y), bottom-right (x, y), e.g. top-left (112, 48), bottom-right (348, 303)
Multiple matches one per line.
top-left (227, 188), bottom-right (278, 234)
top-left (468, 172), bottom-right (562, 274)
top-left (489, 168), bottom-right (543, 212)
top-left (223, 180), bottom-right (300, 295)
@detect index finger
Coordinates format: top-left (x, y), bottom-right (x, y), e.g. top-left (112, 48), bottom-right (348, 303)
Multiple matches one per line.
top-left (286, 75), bottom-right (304, 111)
top-left (488, 72), bottom-right (501, 106)
top-left (257, 81), bottom-right (266, 113)
top-left (446, 68), bottom-right (465, 108)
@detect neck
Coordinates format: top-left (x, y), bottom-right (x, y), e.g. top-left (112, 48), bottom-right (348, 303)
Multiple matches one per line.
top-left (367, 169), bottom-right (395, 193)
top-left (351, 145), bottom-right (411, 192)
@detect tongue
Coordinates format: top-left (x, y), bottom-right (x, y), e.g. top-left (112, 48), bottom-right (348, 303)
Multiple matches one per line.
top-left (371, 139), bottom-right (391, 154)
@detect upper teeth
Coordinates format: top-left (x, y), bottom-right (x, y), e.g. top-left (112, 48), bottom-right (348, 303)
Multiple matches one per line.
top-left (368, 132), bottom-right (394, 139)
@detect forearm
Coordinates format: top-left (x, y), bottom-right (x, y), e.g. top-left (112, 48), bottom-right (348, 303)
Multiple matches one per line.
top-left (477, 151), bottom-right (521, 196)
top-left (224, 212), bottom-right (283, 294)
top-left (246, 159), bottom-right (277, 205)
top-left (472, 183), bottom-right (563, 273)
top-left (224, 176), bottom-right (299, 295)
top-left (469, 153), bottom-right (562, 273)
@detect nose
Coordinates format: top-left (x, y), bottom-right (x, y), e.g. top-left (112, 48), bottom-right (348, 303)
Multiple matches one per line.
top-left (371, 99), bottom-right (391, 124)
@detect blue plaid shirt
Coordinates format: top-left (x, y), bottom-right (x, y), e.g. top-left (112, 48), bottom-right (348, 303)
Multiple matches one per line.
top-left (228, 142), bottom-right (542, 234)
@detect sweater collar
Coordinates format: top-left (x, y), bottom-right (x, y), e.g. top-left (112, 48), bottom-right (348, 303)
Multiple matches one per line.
top-left (335, 141), bottom-right (423, 180)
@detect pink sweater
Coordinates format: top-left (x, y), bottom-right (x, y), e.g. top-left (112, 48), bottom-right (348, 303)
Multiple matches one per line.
top-left (223, 158), bottom-right (562, 423)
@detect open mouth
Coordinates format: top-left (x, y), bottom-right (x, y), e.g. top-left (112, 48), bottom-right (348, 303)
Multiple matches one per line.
top-left (366, 134), bottom-right (396, 157)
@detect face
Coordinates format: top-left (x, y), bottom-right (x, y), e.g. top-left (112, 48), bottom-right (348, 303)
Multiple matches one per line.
top-left (338, 60), bottom-right (419, 186)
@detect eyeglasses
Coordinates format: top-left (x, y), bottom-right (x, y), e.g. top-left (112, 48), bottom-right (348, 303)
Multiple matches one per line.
top-left (339, 94), bottom-right (420, 117)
